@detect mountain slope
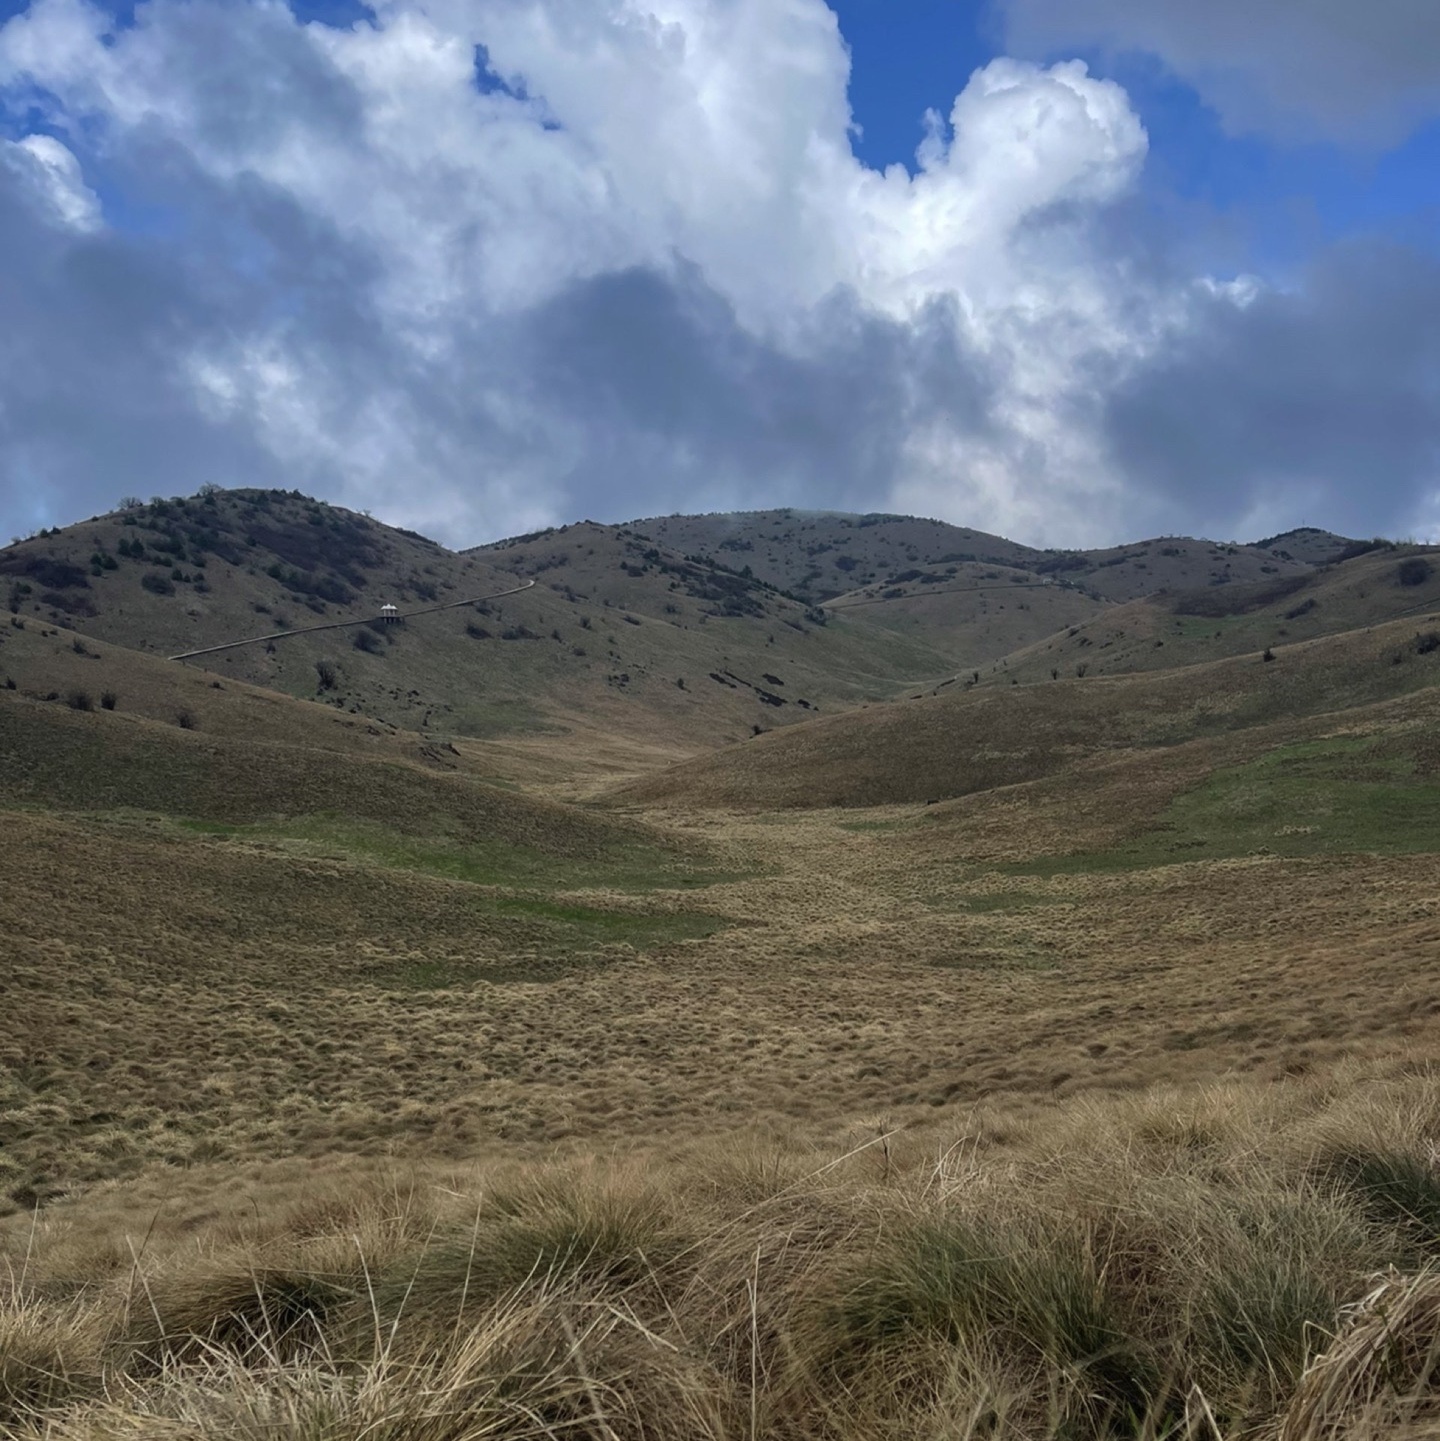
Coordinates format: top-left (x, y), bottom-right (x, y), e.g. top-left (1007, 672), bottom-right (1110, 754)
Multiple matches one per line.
top-left (3, 492), bottom-right (958, 752)
top-left (618, 610), bottom-right (1440, 810)
top-left (982, 544), bottom-right (1440, 687)
top-left (632, 509), bottom-right (1339, 604)
top-left (625, 510), bottom-right (1349, 668)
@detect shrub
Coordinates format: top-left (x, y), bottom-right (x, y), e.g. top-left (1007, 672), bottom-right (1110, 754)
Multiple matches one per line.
top-left (315, 660), bottom-right (338, 691)
top-left (1397, 556), bottom-right (1434, 587)
top-left (1333, 538), bottom-right (1393, 562)
top-left (367, 1173), bottom-right (688, 1340)
top-left (465, 622), bottom-right (491, 640)
top-left (175, 709), bottom-right (197, 730)
top-left (100, 691), bottom-right (117, 710)
top-left (140, 572), bottom-right (175, 597)
top-left (1191, 1248), bottom-right (1342, 1412)
top-left (353, 629), bottom-right (382, 654)
top-left (65, 689), bottom-right (92, 711)
top-left (1416, 631), bottom-right (1440, 656)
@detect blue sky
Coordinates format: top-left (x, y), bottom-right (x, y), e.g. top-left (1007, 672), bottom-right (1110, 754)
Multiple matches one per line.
top-left (0, 0), bottom-right (1438, 546)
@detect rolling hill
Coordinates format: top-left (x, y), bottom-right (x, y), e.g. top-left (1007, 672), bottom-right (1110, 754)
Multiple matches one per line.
top-left (631, 508), bottom-right (1344, 603)
top-left (5, 494), bottom-right (1372, 764)
top-left (2, 492), bottom-right (960, 756)
top-left (6, 493), bottom-right (1440, 1441)
top-left (623, 508), bottom-right (1355, 670)
top-left (618, 607), bottom-right (1440, 810)
top-left (981, 542), bottom-right (1440, 687)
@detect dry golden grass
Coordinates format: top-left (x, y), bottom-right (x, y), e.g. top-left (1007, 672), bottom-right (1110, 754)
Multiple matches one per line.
top-left (5, 571), bottom-right (1440, 1438)
top-left (6, 726), bottom-right (1440, 1211)
top-left (5, 1073), bottom-right (1440, 1440)
top-left (620, 613), bottom-right (1440, 810)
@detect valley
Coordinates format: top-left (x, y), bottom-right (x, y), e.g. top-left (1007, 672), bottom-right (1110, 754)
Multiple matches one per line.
top-left (3, 493), bottom-right (1439, 1440)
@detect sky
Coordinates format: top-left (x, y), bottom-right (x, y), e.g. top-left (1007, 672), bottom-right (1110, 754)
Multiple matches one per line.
top-left (0, 0), bottom-right (1437, 549)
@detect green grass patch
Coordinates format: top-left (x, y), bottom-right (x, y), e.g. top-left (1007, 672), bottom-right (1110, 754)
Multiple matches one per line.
top-left (174, 815), bottom-right (737, 893)
top-left (1170, 614), bottom-right (1255, 642)
top-left (365, 901), bottom-right (726, 987)
top-left (952, 891), bottom-right (1061, 914)
top-left (1006, 734), bottom-right (1440, 877)
top-left (443, 698), bottom-right (568, 739)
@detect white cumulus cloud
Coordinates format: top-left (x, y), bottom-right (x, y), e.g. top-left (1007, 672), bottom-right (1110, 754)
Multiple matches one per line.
top-left (1, 132), bottom-right (100, 230)
top-left (998, 0), bottom-right (1440, 144)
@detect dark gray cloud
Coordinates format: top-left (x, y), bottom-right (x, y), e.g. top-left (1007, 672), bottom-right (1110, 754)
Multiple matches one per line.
top-left (0, 136), bottom-right (1000, 545)
top-left (1105, 242), bottom-right (1440, 538)
top-left (0, 152), bottom-right (279, 538)
top-left (520, 267), bottom-right (998, 521)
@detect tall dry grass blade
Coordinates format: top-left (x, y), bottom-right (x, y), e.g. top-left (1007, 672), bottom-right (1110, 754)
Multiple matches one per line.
top-left (1279, 1270), bottom-right (1440, 1441)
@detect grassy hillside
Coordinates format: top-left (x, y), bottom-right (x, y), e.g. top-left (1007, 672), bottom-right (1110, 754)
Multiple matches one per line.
top-left (633, 508), bottom-right (1332, 603)
top-left (1, 487), bottom-right (515, 656)
top-left (823, 559), bottom-right (1102, 668)
top-left (987, 543), bottom-right (1440, 687)
top-left (3, 493), bottom-right (960, 753)
top-left (620, 611), bottom-right (1440, 809)
top-left (7, 1070), bottom-right (1440, 1441)
top-left (6, 667), bottom-right (1440, 1437)
top-left (623, 509), bottom-right (1344, 668)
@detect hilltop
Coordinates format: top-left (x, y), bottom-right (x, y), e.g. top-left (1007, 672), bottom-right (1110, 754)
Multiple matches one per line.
top-left (632, 507), bottom-right (1344, 602)
top-left (624, 508), bottom-right (1355, 668)
top-left (978, 541), bottom-right (1440, 687)
top-left (5, 495), bottom-right (1367, 764)
top-left (2, 491), bottom-right (959, 760)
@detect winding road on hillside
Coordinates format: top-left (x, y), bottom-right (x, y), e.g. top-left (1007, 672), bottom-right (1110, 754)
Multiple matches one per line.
top-left (168, 579), bottom-right (537, 663)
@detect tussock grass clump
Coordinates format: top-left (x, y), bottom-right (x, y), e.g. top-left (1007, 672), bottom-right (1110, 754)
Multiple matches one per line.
top-left (8, 1074), bottom-right (1440, 1440)
top-left (365, 1169), bottom-right (692, 1348)
top-left (1280, 1270), bottom-right (1440, 1441)
top-left (818, 1213), bottom-right (1158, 1433)
top-left (40, 1283), bottom-right (737, 1441)
top-left (1319, 1147), bottom-right (1440, 1254)
top-left (0, 1295), bottom-right (101, 1426)
top-left (115, 1265), bottom-right (351, 1370)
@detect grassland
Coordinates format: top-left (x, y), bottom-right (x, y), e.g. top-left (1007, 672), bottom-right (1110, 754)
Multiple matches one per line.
top-left (4, 520), bottom-right (1440, 1438)
top-left (623, 611), bottom-right (1440, 810)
